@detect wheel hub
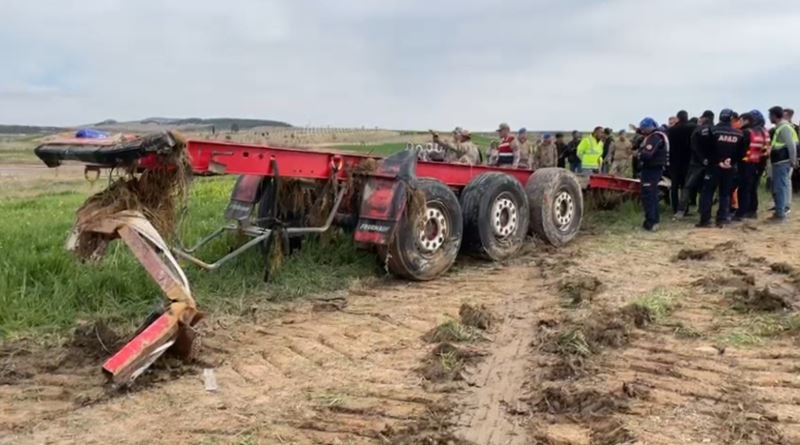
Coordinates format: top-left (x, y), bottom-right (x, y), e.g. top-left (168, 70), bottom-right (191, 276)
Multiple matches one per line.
top-left (554, 191), bottom-right (575, 228)
top-left (491, 197), bottom-right (518, 238)
top-left (418, 207), bottom-right (448, 253)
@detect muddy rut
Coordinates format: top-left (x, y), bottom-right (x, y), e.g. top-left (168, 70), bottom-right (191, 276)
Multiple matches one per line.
top-left (2, 216), bottom-right (800, 444)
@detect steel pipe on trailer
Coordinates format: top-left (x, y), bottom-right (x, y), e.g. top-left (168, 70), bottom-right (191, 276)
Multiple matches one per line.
top-left (171, 186), bottom-right (348, 271)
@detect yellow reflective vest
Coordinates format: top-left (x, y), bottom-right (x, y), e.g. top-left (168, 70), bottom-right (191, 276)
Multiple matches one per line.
top-left (577, 135), bottom-right (603, 169)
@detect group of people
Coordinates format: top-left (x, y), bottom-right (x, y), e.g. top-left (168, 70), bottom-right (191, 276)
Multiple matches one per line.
top-left (424, 109), bottom-right (798, 232)
top-left (633, 107), bottom-right (798, 231)
top-left (428, 123), bottom-right (634, 172)
top-left (429, 123), bottom-right (560, 169)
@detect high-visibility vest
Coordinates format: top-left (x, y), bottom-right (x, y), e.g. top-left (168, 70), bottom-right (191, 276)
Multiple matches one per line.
top-left (743, 128), bottom-right (769, 163)
top-left (577, 136), bottom-right (603, 168)
top-left (771, 122), bottom-right (799, 163)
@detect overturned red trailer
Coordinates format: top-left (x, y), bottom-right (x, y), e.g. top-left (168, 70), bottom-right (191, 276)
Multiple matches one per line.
top-left (35, 133), bottom-right (640, 384)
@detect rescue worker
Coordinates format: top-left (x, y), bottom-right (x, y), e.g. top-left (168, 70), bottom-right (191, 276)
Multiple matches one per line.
top-left (734, 111), bottom-right (769, 220)
top-left (667, 110), bottom-right (696, 217)
top-left (534, 134), bottom-right (558, 169)
top-left (555, 133), bottom-right (567, 168)
top-left (767, 106), bottom-right (798, 221)
top-left (696, 109), bottom-right (747, 228)
top-left (516, 128), bottom-right (534, 169)
top-left (610, 130), bottom-right (633, 176)
top-left (566, 130), bottom-right (582, 172)
top-left (492, 122), bottom-right (520, 167)
top-left (577, 127), bottom-right (605, 174)
top-left (637, 118), bottom-right (669, 231)
top-left (683, 110), bottom-right (715, 216)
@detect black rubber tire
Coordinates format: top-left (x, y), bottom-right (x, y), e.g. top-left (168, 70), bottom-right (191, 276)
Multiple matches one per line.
top-left (460, 172), bottom-right (530, 261)
top-left (384, 178), bottom-right (463, 281)
top-left (526, 168), bottom-right (583, 246)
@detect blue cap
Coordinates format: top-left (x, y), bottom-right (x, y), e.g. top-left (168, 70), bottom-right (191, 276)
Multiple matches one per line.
top-left (518, 127), bottom-right (527, 134)
top-left (639, 117), bottom-right (658, 130)
top-left (749, 109), bottom-right (764, 124)
top-left (543, 133), bottom-right (552, 139)
top-left (719, 108), bottom-right (734, 122)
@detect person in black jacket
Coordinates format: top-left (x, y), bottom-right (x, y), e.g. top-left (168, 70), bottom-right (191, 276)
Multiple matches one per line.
top-left (637, 117), bottom-right (668, 231)
top-left (667, 110), bottom-right (696, 217)
top-left (565, 130), bottom-right (582, 172)
top-left (555, 133), bottom-right (567, 168)
top-left (601, 128), bottom-right (613, 173)
top-left (683, 110), bottom-right (715, 216)
top-left (696, 109), bottom-right (748, 228)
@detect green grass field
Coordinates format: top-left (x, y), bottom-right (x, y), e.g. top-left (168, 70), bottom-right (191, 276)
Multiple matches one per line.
top-left (0, 177), bottom-right (378, 339)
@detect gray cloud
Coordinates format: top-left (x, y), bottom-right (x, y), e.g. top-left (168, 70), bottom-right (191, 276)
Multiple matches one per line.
top-left (2, 0), bottom-right (799, 130)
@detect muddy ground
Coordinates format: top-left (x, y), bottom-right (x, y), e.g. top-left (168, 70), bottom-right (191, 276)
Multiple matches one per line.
top-left (2, 213), bottom-right (800, 445)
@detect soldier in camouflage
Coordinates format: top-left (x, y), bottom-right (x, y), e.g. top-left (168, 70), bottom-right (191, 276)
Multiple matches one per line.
top-left (516, 128), bottom-right (534, 169)
top-left (433, 127), bottom-right (481, 165)
top-left (533, 134), bottom-right (558, 169)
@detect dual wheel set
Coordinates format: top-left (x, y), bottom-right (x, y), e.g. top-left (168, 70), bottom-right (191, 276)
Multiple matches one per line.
top-left (382, 168), bottom-right (584, 281)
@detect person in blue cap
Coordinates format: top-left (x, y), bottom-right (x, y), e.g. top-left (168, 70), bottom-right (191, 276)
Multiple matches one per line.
top-left (696, 108), bottom-right (748, 227)
top-left (637, 117), bottom-right (669, 231)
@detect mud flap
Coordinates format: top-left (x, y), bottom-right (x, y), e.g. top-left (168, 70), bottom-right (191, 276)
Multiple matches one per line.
top-left (354, 150), bottom-right (417, 246)
top-left (225, 175), bottom-right (266, 221)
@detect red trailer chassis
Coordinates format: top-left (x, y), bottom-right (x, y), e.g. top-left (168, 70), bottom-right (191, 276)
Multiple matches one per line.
top-left (184, 139), bottom-right (639, 192)
top-left (169, 139), bottom-right (640, 275)
top-left (35, 133), bottom-right (641, 385)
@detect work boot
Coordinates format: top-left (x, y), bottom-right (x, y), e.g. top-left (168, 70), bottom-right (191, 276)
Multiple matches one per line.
top-left (766, 214), bottom-right (787, 224)
top-left (695, 221), bottom-right (713, 228)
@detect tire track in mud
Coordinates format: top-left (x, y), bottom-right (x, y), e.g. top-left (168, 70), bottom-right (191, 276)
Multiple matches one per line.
top-left (0, 264), bottom-right (538, 445)
top-left (521, 231), bottom-right (800, 445)
top-left (451, 252), bottom-right (574, 445)
top-left (4, 219), bottom-right (800, 444)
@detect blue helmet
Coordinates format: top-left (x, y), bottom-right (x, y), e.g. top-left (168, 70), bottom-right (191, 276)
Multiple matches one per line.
top-left (749, 109), bottom-right (765, 125)
top-left (639, 117), bottom-right (658, 130)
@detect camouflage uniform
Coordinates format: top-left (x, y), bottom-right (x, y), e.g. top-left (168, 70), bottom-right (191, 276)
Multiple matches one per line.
top-left (455, 140), bottom-right (481, 165)
top-left (533, 140), bottom-right (558, 169)
top-left (517, 139), bottom-right (534, 169)
top-left (611, 137), bottom-right (634, 176)
top-left (438, 138), bottom-right (481, 165)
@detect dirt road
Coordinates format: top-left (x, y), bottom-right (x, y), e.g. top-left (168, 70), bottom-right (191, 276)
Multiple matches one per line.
top-left (2, 214), bottom-right (800, 444)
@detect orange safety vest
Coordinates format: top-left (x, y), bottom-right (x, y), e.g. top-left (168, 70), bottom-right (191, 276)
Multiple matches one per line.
top-left (743, 128), bottom-right (769, 163)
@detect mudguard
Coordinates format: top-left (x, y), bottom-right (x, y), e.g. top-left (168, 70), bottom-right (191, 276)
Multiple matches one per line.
top-left (354, 150), bottom-right (417, 245)
top-left (224, 175), bottom-right (266, 222)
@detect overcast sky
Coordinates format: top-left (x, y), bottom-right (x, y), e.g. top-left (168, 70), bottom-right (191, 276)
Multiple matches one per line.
top-left (3, 0), bottom-right (799, 130)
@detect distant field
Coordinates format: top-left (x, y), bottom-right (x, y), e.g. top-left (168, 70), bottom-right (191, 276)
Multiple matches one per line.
top-left (0, 135), bottom-right (41, 163)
